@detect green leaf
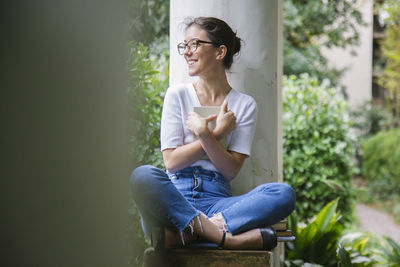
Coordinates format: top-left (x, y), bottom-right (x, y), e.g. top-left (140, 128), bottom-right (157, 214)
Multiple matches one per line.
top-left (296, 221), bottom-right (318, 251)
top-left (320, 179), bottom-right (345, 191)
top-left (337, 243), bottom-right (352, 267)
top-left (385, 237), bottom-right (400, 258)
top-left (314, 198), bottom-right (339, 234)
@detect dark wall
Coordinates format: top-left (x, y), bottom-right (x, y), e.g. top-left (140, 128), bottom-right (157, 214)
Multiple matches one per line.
top-left (1, 1), bottom-right (130, 266)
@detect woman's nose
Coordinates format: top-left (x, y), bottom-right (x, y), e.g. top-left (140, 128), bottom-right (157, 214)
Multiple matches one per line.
top-left (183, 46), bottom-right (192, 56)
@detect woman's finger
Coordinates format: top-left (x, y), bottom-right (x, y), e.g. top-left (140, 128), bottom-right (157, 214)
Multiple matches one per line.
top-left (220, 100), bottom-right (228, 114)
top-left (205, 114), bottom-right (217, 122)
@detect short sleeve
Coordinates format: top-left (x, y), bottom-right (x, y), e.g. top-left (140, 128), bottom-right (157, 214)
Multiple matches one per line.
top-left (160, 88), bottom-right (184, 151)
top-left (227, 98), bottom-right (258, 156)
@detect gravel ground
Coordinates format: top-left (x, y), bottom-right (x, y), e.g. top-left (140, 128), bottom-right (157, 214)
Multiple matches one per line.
top-left (356, 203), bottom-right (400, 243)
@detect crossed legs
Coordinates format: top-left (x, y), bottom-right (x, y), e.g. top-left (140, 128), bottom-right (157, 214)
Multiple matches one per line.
top-left (130, 165), bottom-right (295, 249)
top-left (162, 213), bottom-right (264, 249)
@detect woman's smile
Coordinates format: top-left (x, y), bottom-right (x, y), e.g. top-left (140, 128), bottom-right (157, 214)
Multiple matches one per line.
top-left (187, 59), bottom-right (197, 66)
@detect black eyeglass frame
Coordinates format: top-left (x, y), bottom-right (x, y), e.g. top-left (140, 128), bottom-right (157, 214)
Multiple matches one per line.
top-left (177, 38), bottom-right (217, 55)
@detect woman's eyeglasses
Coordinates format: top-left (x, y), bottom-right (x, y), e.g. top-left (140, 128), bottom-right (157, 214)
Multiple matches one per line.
top-left (177, 38), bottom-right (216, 55)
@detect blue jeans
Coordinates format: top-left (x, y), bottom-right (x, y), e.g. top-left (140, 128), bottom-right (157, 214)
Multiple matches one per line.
top-left (130, 165), bottom-right (295, 238)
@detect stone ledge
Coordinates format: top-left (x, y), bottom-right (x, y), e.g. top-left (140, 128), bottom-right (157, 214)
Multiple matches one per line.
top-left (143, 247), bottom-right (271, 267)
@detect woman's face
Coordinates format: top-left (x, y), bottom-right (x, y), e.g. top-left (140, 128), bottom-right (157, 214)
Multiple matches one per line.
top-left (184, 25), bottom-right (221, 77)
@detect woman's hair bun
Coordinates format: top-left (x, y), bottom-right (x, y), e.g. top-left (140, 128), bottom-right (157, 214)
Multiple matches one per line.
top-left (233, 35), bottom-right (241, 55)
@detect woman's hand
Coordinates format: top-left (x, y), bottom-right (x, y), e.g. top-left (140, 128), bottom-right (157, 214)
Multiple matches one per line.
top-left (186, 112), bottom-right (217, 137)
top-left (214, 100), bottom-right (236, 140)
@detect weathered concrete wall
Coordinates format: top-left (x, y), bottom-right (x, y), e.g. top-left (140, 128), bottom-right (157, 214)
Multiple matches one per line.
top-left (322, 0), bottom-right (373, 109)
top-left (170, 0), bottom-right (283, 197)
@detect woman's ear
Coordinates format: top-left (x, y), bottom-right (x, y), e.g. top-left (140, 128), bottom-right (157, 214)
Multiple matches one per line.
top-left (216, 45), bottom-right (227, 61)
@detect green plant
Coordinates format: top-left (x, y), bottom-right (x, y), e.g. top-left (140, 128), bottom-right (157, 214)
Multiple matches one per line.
top-left (128, 200), bottom-right (150, 266)
top-left (283, 74), bottom-right (356, 223)
top-left (283, 0), bottom-right (365, 84)
top-left (340, 232), bottom-right (400, 267)
top-left (349, 101), bottom-right (395, 175)
top-left (286, 198), bottom-right (400, 267)
top-left (339, 232), bottom-right (378, 266)
top-left (362, 128), bottom-right (400, 199)
top-left (376, 237), bottom-right (400, 267)
top-left (127, 41), bottom-right (168, 266)
top-left (127, 41), bottom-right (167, 168)
top-left (350, 101), bottom-right (395, 139)
top-left (377, 0), bottom-right (400, 120)
top-left (285, 199), bottom-right (343, 267)
top-left (127, 2), bottom-right (169, 266)
top-left (128, 0), bottom-right (170, 45)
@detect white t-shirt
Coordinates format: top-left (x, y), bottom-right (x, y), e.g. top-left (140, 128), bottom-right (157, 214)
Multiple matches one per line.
top-left (160, 83), bottom-right (258, 173)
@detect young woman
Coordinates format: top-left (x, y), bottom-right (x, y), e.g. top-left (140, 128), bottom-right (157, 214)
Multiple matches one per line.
top-left (130, 17), bottom-right (295, 250)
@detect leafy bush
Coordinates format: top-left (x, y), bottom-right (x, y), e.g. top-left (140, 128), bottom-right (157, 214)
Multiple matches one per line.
top-left (286, 198), bottom-right (400, 267)
top-left (128, 199), bottom-right (149, 266)
top-left (362, 128), bottom-right (400, 199)
top-left (377, 0), bottom-right (400, 120)
top-left (349, 101), bottom-right (395, 175)
top-left (340, 232), bottom-right (400, 266)
top-left (376, 237), bottom-right (400, 267)
top-left (127, 40), bottom-right (168, 266)
top-left (283, 0), bottom-right (365, 84)
top-left (127, 41), bottom-right (167, 168)
top-left (350, 101), bottom-right (395, 139)
top-left (339, 232), bottom-right (378, 266)
top-left (128, 0), bottom-right (170, 45)
top-left (283, 74), bottom-right (356, 223)
top-left (285, 199), bottom-right (343, 267)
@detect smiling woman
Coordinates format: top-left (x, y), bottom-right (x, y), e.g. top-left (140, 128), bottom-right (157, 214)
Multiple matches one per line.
top-left (130, 17), bottom-right (295, 251)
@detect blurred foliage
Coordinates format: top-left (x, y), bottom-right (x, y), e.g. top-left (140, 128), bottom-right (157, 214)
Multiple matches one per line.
top-left (127, 40), bottom-right (168, 265)
top-left (340, 232), bottom-right (377, 267)
top-left (283, 74), bottom-right (356, 223)
top-left (340, 232), bottom-right (400, 266)
top-left (377, 0), bottom-right (400, 120)
top-left (381, 195), bottom-right (400, 224)
top-left (355, 183), bottom-right (400, 224)
top-left (285, 199), bottom-right (343, 267)
top-left (351, 105), bottom-right (400, 224)
top-left (128, 199), bottom-right (149, 266)
top-left (283, 0), bottom-right (365, 84)
top-left (376, 236), bottom-right (400, 267)
top-left (128, 0), bottom-right (169, 45)
top-left (127, 0), bottom-right (169, 168)
top-left (350, 101), bottom-right (396, 139)
top-left (286, 199), bottom-right (400, 267)
top-left (127, 1), bottom-right (169, 263)
top-left (127, 41), bottom-right (166, 168)
top-left (349, 101), bottom-right (395, 175)
top-left (361, 128), bottom-right (400, 199)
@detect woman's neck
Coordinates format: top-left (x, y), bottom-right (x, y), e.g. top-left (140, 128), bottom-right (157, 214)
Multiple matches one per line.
top-left (194, 73), bottom-right (232, 105)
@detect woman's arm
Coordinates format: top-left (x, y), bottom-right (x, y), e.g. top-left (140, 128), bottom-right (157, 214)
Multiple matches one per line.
top-left (186, 101), bottom-right (245, 180)
top-left (162, 125), bottom-right (229, 173)
top-left (163, 101), bottom-right (236, 174)
top-left (162, 140), bottom-right (204, 174)
top-left (197, 130), bottom-right (246, 180)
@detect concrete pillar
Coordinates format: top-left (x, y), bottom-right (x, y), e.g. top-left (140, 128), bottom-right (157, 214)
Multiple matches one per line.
top-left (170, 0), bottom-right (283, 195)
top-left (170, 1), bottom-right (283, 264)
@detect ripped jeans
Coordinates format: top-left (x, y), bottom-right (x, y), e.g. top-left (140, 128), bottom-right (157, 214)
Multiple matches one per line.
top-left (130, 165), bottom-right (295, 239)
